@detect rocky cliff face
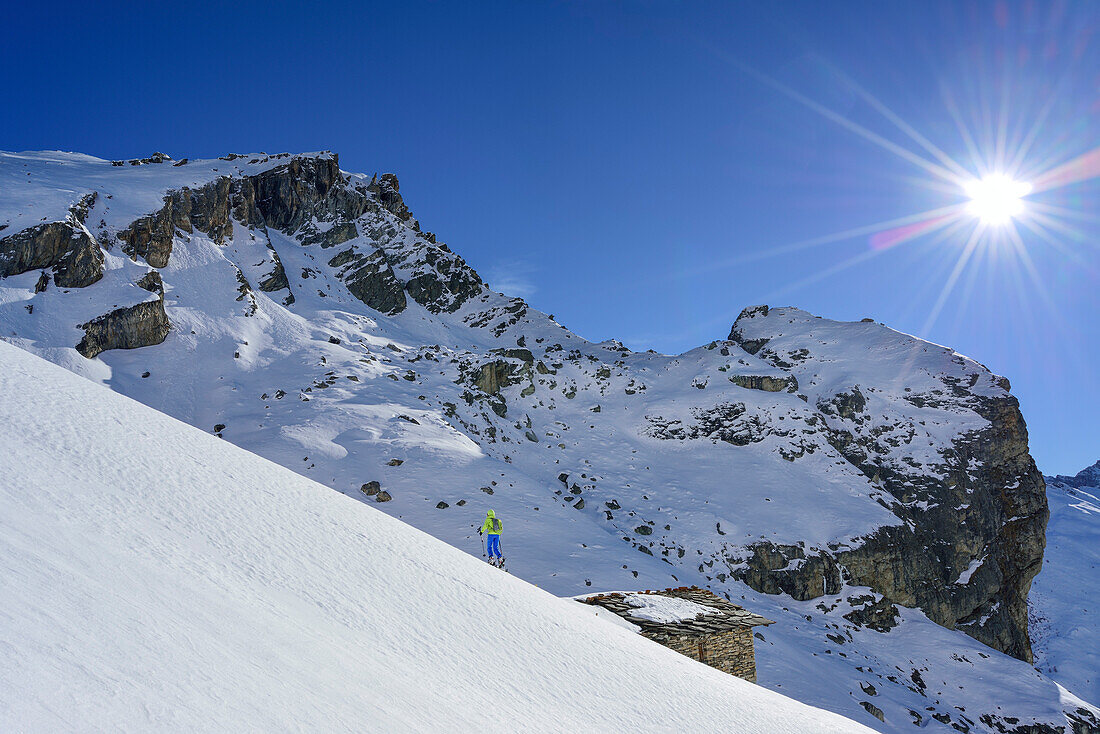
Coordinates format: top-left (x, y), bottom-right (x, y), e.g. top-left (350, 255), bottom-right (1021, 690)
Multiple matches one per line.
top-left (0, 151), bottom-right (494, 358)
top-left (0, 193), bottom-right (103, 287)
top-left (107, 153), bottom-right (485, 317)
top-left (75, 271), bottom-right (170, 358)
top-left (728, 306), bottom-right (1047, 662)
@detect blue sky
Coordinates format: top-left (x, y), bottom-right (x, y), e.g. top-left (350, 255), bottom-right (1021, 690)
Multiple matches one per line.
top-left (2, 1), bottom-right (1097, 474)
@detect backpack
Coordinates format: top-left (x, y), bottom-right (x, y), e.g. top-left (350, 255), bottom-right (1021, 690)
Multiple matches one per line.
top-left (490, 517), bottom-right (502, 534)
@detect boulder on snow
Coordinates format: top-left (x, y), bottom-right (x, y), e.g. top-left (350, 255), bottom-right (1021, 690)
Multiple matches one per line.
top-left (859, 702), bottom-right (885, 722)
top-left (0, 193), bottom-right (104, 287)
top-left (76, 295), bottom-right (170, 359)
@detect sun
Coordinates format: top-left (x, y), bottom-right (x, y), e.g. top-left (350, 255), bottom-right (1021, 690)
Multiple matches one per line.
top-left (963, 174), bottom-right (1032, 226)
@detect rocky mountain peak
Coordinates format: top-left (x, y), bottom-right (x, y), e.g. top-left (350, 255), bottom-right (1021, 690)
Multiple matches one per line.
top-left (724, 305), bottom-right (1048, 662)
top-left (1049, 459), bottom-right (1100, 488)
top-left (0, 150), bottom-right (507, 327)
top-left (368, 172), bottom-right (412, 222)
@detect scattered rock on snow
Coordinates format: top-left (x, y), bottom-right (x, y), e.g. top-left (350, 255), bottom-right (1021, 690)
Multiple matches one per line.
top-left (860, 701), bottom-right (885, 722)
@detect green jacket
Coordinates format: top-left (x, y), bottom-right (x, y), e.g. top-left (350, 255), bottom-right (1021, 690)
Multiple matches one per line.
top-left (481, 511), bottom-right (502, 536)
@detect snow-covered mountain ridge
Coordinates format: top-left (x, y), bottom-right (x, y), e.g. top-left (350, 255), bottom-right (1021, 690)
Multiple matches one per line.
top-left (0, 149), bottom-right (1092, 732)
top-left (1048, 460), bottom-right (1100, 489)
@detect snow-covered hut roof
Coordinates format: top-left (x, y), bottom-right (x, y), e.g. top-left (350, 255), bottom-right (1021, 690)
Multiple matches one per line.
top-left (578, 587), bottom-right (774, 636)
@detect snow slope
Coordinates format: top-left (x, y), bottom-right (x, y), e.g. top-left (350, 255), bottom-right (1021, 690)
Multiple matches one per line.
top-left (1031, 466), bottom-right (1100, 702)
top-left (0, 339), bottom-right (873, 733)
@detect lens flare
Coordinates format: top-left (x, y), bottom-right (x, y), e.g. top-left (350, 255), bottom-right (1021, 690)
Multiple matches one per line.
top-left (963, 175), bottom-right (1032, 225)
top-left (699, 25), bottom-right (1098, 339)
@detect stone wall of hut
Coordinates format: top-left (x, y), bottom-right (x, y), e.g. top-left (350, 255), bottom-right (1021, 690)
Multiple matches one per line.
top-left (644, 628), bottom-right (757, 682)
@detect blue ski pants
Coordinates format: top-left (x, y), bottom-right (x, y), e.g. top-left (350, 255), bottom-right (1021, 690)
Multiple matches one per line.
top-left (486, 534), bottom-right (501, 558)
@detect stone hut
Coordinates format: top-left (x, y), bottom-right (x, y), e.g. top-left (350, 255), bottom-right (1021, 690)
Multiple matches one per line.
top-left (579, 587), bottom-right (774, 682)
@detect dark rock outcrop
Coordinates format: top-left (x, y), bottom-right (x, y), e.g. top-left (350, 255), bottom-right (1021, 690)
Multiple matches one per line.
top-left (113, 157), bottom-right (337, 267)
top-left (729, 305), bottom-right (770, 354)
top-left (474, 360), bottom-right (523, 395)
top-left (76, 291), bottom-right (170, 358)
top-left (729, 374), bottom-right (798, 393)
top-left (12, 153), bottom-right (492, 323)
top-left (737, 542), bottom-right (842, 599)
top-left (257, 246), bottom-right (292, 300)
top-left (0, 193), bottom-right (104, 287)
top-left (113, 157), bottom-right (345, 300)
top-left (369, 173), bottom-right (412, 221)
top-left (136, 270), bottom-right (164, 295)
top-left (328, 248), bottom-right (406, 314)
top-left (117, 178), bottom-right (232, 268)
top-left (405, 258), bottom-right (484, 314)
top-left (860, 701), bottom-right (885, 723)
top-left (646, 402), bottom-right (772, 446)
top-left (234, 160), bottom-right (489, 314)
top-left (494, 348), bottom-right (534, 363)
top-left (466, 348), bottom-right (538, 397)
top-left (300, 221), bottom-right (358, 249)
top-left (105, 155), bottom-right (488, 316)
top-left (843, 595), bottom-right (900, 632)
top-left (243, 155), bottom-right (345, 232)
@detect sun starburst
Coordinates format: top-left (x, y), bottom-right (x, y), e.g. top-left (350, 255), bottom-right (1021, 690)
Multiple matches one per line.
top-left (705, 32), bottom-right (1099, 338)
top-left (963, 175), bottom-right (1032, 226)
